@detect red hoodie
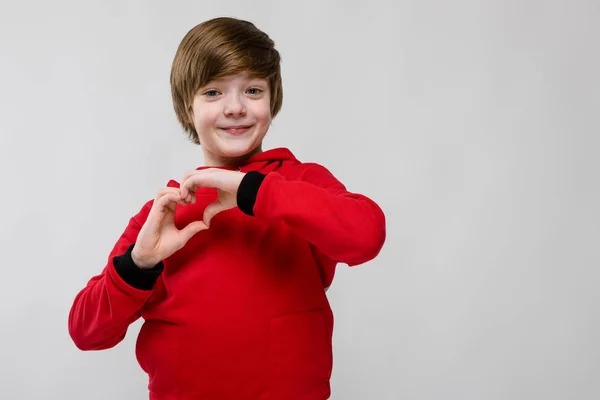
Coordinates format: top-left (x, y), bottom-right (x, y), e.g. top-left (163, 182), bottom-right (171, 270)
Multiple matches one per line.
top-left (68, 148), bottom-right (386, 400)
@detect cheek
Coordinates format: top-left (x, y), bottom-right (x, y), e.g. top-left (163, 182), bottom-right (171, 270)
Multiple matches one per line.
top-left (252, 100), bottom-right (272, 123)
top-left (193, 107), bottom-right (218, 129)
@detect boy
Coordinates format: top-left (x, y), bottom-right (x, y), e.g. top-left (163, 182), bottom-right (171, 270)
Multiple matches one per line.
top-left (68, 17), bottom-right (386, 400)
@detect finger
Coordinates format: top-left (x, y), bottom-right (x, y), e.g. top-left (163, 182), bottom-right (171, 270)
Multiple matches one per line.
top-left (156, 196), bottom-right (185, 212)
top-left (181, 169), bottom-right (219, 198)
top-left (180, 179), bottom-right (194, 199)
top-left (179, 180), bottom-right (192, 200)
top-left (180, 169), bottom-right (198, 190)
top-left (154, 187), bottom-right (181, 202)
top-left (180, 171), bottom-right (200, 199)
top-left (179, 220), bottom-right (209, 242)
top-left (151, 193), bottom-right (181, 216)
top-left (203, 199), bottom-right (228, 227)
top-left (183, 193), bottom-right (196, 205)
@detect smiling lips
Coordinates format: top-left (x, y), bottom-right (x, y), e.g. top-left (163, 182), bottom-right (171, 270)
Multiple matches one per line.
top-left (220, 125), bottom-right (252, 135)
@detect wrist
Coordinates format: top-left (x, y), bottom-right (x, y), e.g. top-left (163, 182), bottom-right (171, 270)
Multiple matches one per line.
top-left (131, 247), bottom-right (156, 269)
top-left (113, 244), bottom-right (164, 290)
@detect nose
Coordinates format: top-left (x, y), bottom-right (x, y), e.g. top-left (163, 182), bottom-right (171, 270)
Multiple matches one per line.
top-left (223, 94), bottom-right (246, 117)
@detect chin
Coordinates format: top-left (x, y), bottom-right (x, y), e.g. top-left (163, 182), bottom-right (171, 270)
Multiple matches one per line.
top-left (216, 141), bottom-right (260, 158)
top-left (219, 134), bottom-right (264, 154)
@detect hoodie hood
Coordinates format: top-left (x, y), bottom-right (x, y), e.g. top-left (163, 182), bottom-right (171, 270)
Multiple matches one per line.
top-left (235, 147), bottom-right (300, 173)
top-left (194, 147), bottom-right (300, 173)
top-left (239, 147), bottom-right (298, 165)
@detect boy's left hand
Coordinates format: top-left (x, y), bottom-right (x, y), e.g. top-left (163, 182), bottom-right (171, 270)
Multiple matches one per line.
top-left (180, 168), bottom-right (245, 227)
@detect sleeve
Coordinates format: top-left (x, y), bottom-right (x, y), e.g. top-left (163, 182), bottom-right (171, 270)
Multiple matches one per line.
top-left (237, 164), bottom-right (386, 266)
top-left (67, 200), bottom-right (164, 351)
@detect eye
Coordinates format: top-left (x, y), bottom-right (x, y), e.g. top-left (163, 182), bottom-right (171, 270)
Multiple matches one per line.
top-left (247, 88), bottom-right (263, 95)
top-left (203, 90), bottom-right (221, 97)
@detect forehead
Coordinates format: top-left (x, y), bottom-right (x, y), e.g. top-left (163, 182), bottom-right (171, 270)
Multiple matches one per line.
top-left (210, 71), bottom-right (267, 84)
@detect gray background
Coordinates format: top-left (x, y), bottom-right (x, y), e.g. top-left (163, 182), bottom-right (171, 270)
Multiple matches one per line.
top-left (1, 0), bottom-right (599, 399)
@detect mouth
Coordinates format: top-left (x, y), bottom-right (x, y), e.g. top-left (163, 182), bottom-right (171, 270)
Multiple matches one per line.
top-left (219, 125), bottom-right (253, 135)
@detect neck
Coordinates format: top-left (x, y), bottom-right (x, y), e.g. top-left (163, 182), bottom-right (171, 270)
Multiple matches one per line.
top-left (202, 144), bottom-right (263, 168)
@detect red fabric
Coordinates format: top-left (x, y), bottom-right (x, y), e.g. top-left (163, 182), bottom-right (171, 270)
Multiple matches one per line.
top-left (68, 148), bottom-right (386, 399)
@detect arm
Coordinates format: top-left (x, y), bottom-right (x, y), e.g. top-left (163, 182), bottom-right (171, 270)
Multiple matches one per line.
top-left (68, 201), bottom-right (163, 351)
top-left (237, 164), bottom-right (386, 266)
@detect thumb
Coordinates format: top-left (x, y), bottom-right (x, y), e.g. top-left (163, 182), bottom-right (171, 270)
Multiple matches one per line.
top-left (180, 220), bottom-right (209, 243)
top-left (203, 199), bottom-right (228, 227)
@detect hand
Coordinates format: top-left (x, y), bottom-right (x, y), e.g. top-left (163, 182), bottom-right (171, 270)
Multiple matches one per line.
top-left (132, 188), bottom-right (208, 269)
top-left (180, 168), bottom-right (246, 227)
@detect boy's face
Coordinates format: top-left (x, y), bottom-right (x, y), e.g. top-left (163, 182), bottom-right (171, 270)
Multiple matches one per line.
top-left (191, 71), bottom-right (271, 166)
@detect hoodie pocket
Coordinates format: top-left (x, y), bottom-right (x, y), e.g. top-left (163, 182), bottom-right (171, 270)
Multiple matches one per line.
top-left (269, 308), bottom-right (332, 399)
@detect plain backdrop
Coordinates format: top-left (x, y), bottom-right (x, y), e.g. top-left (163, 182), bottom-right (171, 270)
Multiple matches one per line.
top-left (1, 0), bottom-right (599, 399)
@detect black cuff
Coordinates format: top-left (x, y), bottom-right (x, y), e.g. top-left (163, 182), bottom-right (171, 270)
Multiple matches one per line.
top-left (112, 244), bottom-right (164, 290)
top-left (237, 171), bottom-right (266, 216)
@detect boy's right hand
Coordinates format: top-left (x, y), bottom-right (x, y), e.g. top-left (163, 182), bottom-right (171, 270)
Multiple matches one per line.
top-left (131, 188), bottom-right (208, 269)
